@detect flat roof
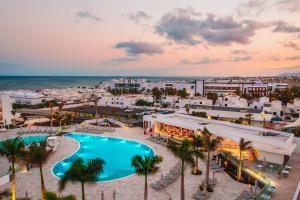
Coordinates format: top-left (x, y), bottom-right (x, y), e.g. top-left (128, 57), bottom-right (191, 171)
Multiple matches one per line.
top-left (144, 113), bottom-right (296, 155)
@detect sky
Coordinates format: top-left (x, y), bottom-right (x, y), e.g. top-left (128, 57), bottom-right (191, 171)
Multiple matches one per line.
top-left (0, 0), bottom-right (300, 76)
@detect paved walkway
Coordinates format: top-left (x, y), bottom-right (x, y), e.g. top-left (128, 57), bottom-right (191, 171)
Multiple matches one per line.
top-left (0, 127), bottom-right (248, 200)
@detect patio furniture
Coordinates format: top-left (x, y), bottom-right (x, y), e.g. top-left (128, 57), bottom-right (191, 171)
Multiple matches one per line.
top-left (282, 170), bottom-right (289, 177)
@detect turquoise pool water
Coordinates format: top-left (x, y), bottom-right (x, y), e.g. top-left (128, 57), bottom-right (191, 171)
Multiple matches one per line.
top-left (52, 133), bottom-right (155, 182)
top-left (0, 135), bottom-right (48, 146)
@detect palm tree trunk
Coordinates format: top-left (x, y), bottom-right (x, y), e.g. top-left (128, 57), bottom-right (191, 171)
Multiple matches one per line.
top-left (195, 147), bottom-right (199, 171)
top-left (50, 109), bottom-right (53, 133)
top-left (144, 175), bottom-right (148, 200)
top-left (11, 159), bottom-right (16, 200)
top-left (238, 150), bottom-right (242, 181)
top-left (206, 149), bottom-right (210, 191)
top-left (95, 102), bottom-right (98, 124)
top-left (39, 166), bottom-right (46, 200)
top-left (13, 116), bottom-right (16, 129)
top-left (181, 159), bottom-right (185, 200)
top-left (81, 182), bottom-right (85, 200)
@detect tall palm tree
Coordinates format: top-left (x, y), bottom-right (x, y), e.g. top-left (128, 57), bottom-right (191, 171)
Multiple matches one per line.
top-left (131, 155), bottom-right (163, 200)
top-left (202, 127), bottom-right (223, 191)
top-left (48, 101), bottom-right (55, 133)
top-left (237, 138), bottom-right (257, 181)
top-left (59, 158), bottom-right (105, 200)
top-left (167, 139), bottom-right (203, 200)
top-left (192, 134), bottom-right (204, 174)
top-left (0, 137), bottom-right (26, 200)
top-left (11, 109), bottom-right (17, 129)
top-left (27, 141), bottom-right (51, 200)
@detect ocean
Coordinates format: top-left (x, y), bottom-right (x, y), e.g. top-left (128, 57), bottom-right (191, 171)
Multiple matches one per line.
top-left (0, 76), bottom-right (210, 91)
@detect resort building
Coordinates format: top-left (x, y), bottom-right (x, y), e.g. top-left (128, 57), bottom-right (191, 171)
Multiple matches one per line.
top-left (216, 94), bottom-right (248, 108)
top-left (143, 113), bottom-right (296, 165)
top-left (0, 94), bottom-right (13, 126)
top-left (249, 97), bottom-right (270, 110)
top-left (98, 94), bottom-right (153, 108)
top-left (195, 80), bottom-right (271, 96)
top-left (176, 96), bottom-right (213, 108)
top-left (1, 90), bottom-right (52, 105)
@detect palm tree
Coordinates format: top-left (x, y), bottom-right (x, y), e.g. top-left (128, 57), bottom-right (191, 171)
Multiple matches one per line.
top-left (48, 101), bottom-right (55, 133)
top-left (0, 137), bottom-right (26, 200)
top-left (91, 94), bottom-right (99, 121)
top-left (237, 138), bottom-right (257, 181)
top-left (192, 134), bottom-right (204, 174)
top-left (59, 158), bottom-right (105, 200)
top-left (27, 141), bottom-right (51, 200)
top-left (11, 109), bottom-right (17, 129)
top-left (202, 127), bottom-right (223, 191)
top-left (131, 155), bottom-right (163, 200)
top-left (168, 139), bottom-right (203, 200)
top-left (54, 112), bottom-right (64, 128)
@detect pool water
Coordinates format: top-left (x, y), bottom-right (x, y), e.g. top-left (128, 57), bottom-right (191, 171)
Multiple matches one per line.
top-left (52, 133), bottom-right (155, 182)
top-left (0, 135), bottom-right (48, 147)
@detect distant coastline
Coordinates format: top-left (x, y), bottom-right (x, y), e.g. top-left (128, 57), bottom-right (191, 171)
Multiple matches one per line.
top-left (0, 76), bottom-right (211, 91)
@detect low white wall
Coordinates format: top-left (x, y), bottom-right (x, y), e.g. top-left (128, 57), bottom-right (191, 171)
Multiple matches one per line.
top-left (294, 137), bottom-right (300, 154)
top-left (0, 175), bottom-right (9, 187)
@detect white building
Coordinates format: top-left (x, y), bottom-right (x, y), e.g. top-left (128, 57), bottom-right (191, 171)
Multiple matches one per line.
top-left (216, 94), bottom-right (248, 108)
top-left (263, 100), bottom-right (284, 117)
top-left (176, 97), bottom-right (213, 108)
top-left (249, 97), bottom-right (270, 110)
top-left (2, 90), bottom-right (52, 105)
top-left (195, 80), bottom-right (270, 96)
top-left (98, 94), bottom-right (153, 108)
top-left (144, 113), bottom-right (296, 164)
top-left (0, 94), bottom-right (13, 126)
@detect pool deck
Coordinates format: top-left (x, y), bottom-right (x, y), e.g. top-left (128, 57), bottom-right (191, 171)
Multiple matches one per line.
top-left (1, 127), bottom-right (249, 199)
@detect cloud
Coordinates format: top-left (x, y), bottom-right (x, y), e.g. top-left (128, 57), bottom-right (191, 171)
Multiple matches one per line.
top-left (231, 50), bottom-right (251, 55)
top-left (284, 41), bottom-right (300, 50)
top-left (155, 10), bottom-right (265, 46)
top-left (227, 56), bottom-right (253, 62)
top-left (236, 0), bottom-right (267, 17)
top-left (272, 21), bottom-right (300, 33)
top-left (276, 0), bottom-right (300, 12)
top-left (180, 57), bottom-right (223, 65)
top-left (115, 41), bottom-right (164, 55)
top-left (286, 55), bottom-right (300, 60)
top-left (75, 11), bottom-right (102, 22)
top-left (128, 11), bottom-right (152, 23)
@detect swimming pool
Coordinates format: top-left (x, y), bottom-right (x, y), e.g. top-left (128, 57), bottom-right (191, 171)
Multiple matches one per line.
top-left (0, 135), bottom-right (48, 146)
top-left (52, 133), bottom-right (155, 182)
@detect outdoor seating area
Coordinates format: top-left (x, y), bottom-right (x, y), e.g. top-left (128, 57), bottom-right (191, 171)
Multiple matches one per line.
top-left (255, 161), bottom-right (281, 173)
top-left (150, 162), bottom-right (183, 191)
top-left (156, 122), bottom-right (195, 140)
top-left (75, 125), bottom-right (115, 134)
top-left (147, 136), bottom-right (168, 146)
top-left (281, 164), bottom-right (292, 177)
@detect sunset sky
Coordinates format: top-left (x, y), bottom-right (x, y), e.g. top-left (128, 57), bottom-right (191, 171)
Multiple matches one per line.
top-left (0, 0), bottom-right (300, 76)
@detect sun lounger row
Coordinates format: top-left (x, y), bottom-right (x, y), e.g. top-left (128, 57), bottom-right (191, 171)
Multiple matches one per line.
top-left (151, 162), bottom-right (183, 191)
top-left (17, 129), bottom-right (53, 134)
top-left (75, 126), bottom-right (115, 134)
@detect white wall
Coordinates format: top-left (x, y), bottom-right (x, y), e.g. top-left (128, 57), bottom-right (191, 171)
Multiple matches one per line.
top-left (294, 137), bottom-right (300, 154)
